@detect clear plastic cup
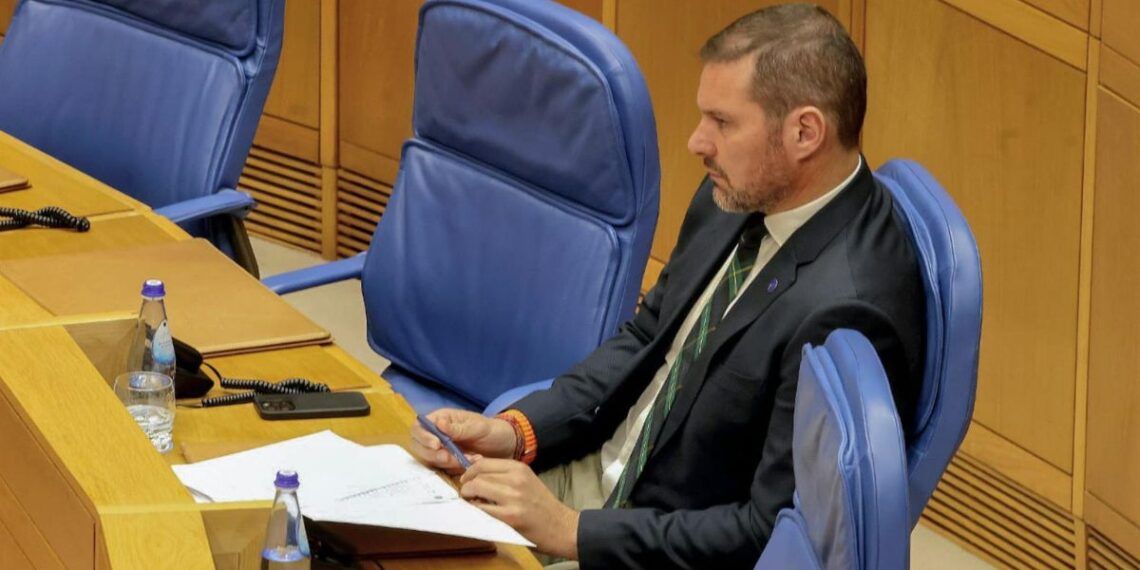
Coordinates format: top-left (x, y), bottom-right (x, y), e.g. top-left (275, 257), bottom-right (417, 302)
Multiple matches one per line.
top-left (114, 371), bottom-right (175, 453)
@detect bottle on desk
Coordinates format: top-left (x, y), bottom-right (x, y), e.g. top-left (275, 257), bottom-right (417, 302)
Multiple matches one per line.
top-left (121, 279), bottom-right (177, 453)
top-left (262, 470), bottom-right (311, 570)
top-left (125, 278), bottom-right (176, 381)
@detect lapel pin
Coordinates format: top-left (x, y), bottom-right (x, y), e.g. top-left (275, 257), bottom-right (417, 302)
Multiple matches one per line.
top-left (767, 278), bottom-right (779, 293)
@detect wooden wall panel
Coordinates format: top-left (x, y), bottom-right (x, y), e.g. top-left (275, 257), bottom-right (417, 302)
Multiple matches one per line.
top-left (262, 0), bottom-right (322, 129)
top-left (1023, 0), bottom-right (1090, 30)
top-left (0, 0), bottom-right (13, 36)
top-left (614, 0), bottom-right (839, 266)
top-left (863, 0), bottom-right (1085, 473)
top-left (338, 0), bottom-right (419, 185)
top-left (1102, 0), bottom-right (1140, 67)
top-left (1086, 89), bottom-right (1140, 531)
top-left (558, 0), bottom-right (604, 20)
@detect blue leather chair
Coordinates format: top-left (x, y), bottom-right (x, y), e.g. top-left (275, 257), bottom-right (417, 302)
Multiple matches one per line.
top-left (756, 329), bottom-right (910, 570)
top-left (0, 0), bottom-right (285, 274)
top-left (873, 160), bottom-right (983, 526)
top-left (264, 0), bottom-right (660, 413)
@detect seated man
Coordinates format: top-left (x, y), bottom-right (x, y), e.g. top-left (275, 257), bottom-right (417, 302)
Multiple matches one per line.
top-left (410, 4), bottom-right (924, 568)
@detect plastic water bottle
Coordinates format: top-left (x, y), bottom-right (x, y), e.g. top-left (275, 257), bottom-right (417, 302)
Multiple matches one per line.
top-left (125, 279), bottom-right (176, 382)
top-left (261, 470), bottom-right (311, 570)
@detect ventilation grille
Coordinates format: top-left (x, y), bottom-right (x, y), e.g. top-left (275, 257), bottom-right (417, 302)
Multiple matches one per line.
top-left (1090, 527), bottom-right (1140, 569)
top-left (921, 453), bottom-right (1077, 569)
top-left (335, 168), bottom-right (391, 258)
top-left (238, 145), bottom-right (323, 252)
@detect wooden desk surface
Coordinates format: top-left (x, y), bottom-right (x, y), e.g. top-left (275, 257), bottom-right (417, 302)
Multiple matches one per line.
top-left (0, 131), bottom-right (540, 569)
top-left (0, 132), bottom-right (142, 217)
top-left (1, 239), bottom-right (331, 356)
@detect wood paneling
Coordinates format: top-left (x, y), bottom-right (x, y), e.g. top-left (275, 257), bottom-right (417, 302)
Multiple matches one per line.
top-left (262, 0), bottom-right (322, 129)
top-left (863, 0), bottom-right (1086, 473)
top-left (1087, 89), bottom-right (1140, 531)
top-left (338, 0), bottom-right (419, 184)
top-left (1023, 0), bottom-right (1090, 30)
top-left (1087, 492), bottom-right (1140, 564)
top-left (0, 0), bottom-right (14, 36)
top-left (1102, 0), bottom-right (1140, 68)
top-left (940, 0), bottom-right (1088, 70)
top-left (614, 0), bottom-right (839, 266)
top-left (1101, 44), bottom-right (1140, 109)
top-left (922, 452), bottom-right (1078, 569)
top-left (959, 421), bottom-right (1072, 509)
top-left (240, 145), bottom-right (324, 253)
top-left (558, 0), bottom-right (604, 20)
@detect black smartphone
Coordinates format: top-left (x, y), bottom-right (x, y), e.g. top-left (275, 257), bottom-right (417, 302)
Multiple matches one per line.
top-left (255, 392), bottom-right (371, 420)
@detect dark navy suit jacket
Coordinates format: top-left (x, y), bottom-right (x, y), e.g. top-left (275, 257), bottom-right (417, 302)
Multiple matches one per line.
top-left (513, 162), bottom-right (925, 569)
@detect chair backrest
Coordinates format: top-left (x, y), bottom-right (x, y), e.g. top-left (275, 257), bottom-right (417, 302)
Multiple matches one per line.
top-left (359, 0), bottom-right (660, 407)
top-left (873, 159), bottom-right (983, 526)
top-left (756, 329), bottom-right (910, 570)
top-left (0, 0), bottom-right (284, 210)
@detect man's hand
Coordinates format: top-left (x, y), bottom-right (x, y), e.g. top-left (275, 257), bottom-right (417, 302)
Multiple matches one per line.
top-left (459, 458), bottom-right (579, 560)
top-left (410, 408), bottom-right (517, 474)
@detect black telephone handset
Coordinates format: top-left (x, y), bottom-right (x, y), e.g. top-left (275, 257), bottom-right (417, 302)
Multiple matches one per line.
top-left (172, 337), bottom-right (216, 398)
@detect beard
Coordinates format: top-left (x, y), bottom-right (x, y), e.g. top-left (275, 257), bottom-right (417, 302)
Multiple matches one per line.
top-left (709, 130), bottom-right (794, 214)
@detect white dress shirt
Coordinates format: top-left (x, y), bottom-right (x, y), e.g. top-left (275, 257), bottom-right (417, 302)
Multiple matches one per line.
top-left (598, 157), bottom-right (863, 496)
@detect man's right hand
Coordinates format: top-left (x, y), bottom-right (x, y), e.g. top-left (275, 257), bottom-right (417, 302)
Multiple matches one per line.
top-left (410, 408), bottom-right (518, 474)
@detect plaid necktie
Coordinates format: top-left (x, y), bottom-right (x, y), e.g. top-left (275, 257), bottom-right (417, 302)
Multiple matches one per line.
top-left (606, 216), bottom-right (767, 508)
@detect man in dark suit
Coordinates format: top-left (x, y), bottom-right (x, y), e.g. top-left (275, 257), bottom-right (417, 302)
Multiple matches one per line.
top-left (410, 4), bottom-right (924, 568)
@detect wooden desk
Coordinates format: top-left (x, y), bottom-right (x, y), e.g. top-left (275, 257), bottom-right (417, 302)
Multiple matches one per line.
top-left (0, 132), bottom-right (540, 569)
top-left (0, 132), bottom-right (142, 217)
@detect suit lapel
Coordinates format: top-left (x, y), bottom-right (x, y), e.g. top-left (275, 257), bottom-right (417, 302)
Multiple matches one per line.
top-left (646, 161), bottom-right (876, 458)
top-left (655, 193), bottom-right (749, 337)
top-left (649, 248), bottom-right (799, 453)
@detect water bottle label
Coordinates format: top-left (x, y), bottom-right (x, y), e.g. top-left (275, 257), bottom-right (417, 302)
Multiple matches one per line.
top-left (152, 321), bottom-right (175, 365)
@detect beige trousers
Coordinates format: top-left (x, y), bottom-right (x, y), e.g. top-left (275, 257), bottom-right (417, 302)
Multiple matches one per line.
top-left (535, 451), bottom-right (607, 570)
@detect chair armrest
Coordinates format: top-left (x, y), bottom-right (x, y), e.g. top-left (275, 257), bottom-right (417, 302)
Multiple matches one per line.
top-left (482, 379), bottom-right (555, 416)
top-left (154, 188), bottom-right (255, 223)
top-left (262, 253), bottom-right (367, 295)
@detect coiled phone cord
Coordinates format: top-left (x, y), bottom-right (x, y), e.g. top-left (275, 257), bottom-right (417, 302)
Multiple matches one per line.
top-left (196, 362), bottom-right (330, 408)
top-left (0, 206), bottom-right (91, 232)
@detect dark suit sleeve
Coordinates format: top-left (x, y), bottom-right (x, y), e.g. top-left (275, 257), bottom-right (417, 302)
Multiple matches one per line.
top-left (575, 300), bottom-right (912, 569)
top-left (511, 261), bottom-right (669, 468)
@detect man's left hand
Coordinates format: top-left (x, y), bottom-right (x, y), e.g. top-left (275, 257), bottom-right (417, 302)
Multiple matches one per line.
top-left (459, 458), bottom-right (579, 559)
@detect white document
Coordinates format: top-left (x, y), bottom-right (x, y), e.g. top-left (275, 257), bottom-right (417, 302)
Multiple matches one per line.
top-left (172, 430), bottom-right (369, 504)
top-left (171, 430), bottom-right (534, 547)
top-left (306, 493), bottom-right (534, 546)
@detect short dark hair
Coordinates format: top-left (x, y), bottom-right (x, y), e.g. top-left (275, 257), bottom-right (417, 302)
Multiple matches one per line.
top-left (700, 4), bottom-right (866, 148)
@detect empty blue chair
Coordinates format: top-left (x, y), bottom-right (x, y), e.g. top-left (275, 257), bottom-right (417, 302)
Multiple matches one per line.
top-left (0, 0), bottom-right (285, 274)
top-left (264, 0), bottom-right (660, 413)
top-left (873, 160), bottom-right (983, 526)
top-left (756, 329), bottom-right (910, 570)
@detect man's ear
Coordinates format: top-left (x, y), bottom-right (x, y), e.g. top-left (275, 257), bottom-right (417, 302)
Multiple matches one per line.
top-left (785, 106), bottom-right (828, 161)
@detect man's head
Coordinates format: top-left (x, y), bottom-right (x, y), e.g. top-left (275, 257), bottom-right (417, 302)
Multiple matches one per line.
top-left (687, 4), bottom-right (866, 214)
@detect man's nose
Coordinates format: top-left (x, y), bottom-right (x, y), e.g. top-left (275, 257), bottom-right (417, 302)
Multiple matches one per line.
top-left (688, 123), bottom-right (712, 157)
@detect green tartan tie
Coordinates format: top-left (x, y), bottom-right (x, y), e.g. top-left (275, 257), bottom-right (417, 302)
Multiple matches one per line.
top-left (606, 216), bottom-right (767, 508)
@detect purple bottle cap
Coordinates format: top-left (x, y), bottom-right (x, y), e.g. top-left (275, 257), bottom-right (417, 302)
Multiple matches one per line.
top-left (275, 470), bottom-right (300, 489)
top-left (140, 279), bottom-right (165, 298)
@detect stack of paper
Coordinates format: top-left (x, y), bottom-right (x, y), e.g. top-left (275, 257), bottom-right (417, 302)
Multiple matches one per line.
top-left (171, 431), bottom-right (533, 546)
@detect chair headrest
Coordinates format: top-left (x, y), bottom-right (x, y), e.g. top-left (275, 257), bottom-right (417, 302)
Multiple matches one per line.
top-left (95, 0), bottom-right (257, 53)
top-left (414, 0), bottom-right (657, 224)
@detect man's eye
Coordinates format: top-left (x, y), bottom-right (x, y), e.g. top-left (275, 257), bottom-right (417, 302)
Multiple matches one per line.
top-left (715, 117), bottom-right (728, 128)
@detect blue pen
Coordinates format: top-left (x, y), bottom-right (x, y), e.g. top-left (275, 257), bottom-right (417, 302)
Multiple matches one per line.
top-left (417, 414), bottom-right (472, 469)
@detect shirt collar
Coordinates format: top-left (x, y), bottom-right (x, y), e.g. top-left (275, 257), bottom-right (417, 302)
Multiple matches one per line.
top-left (764, 156), bottom-right (863, 247)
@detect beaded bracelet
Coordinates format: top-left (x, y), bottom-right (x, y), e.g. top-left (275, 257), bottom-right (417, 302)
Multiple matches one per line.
top-left (496, 409), bottom-right (537, 465)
